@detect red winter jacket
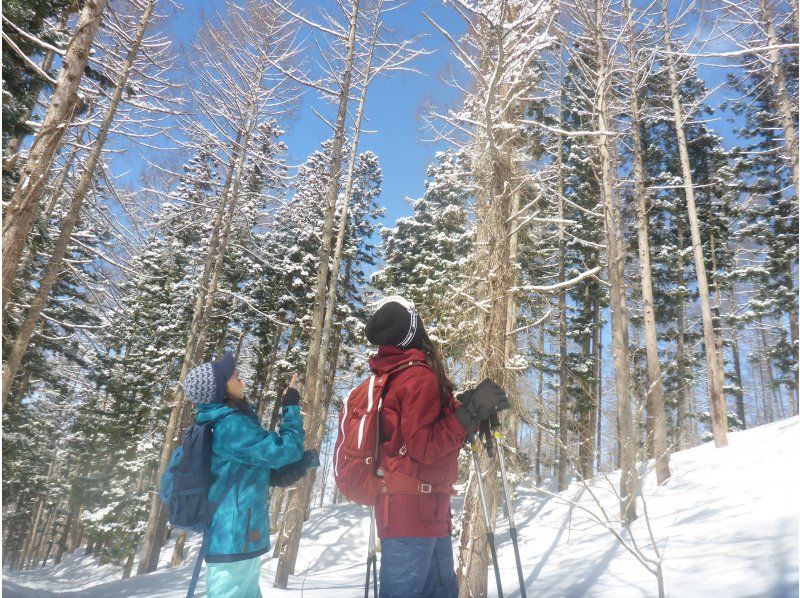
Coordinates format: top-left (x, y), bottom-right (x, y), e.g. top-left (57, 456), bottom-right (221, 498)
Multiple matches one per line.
top-left (369, 346), bottom-right (468, 539)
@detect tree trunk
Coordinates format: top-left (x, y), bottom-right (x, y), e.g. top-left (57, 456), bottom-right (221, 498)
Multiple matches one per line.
top-left (53, 498), bottom-right (79, 565)
top-left (268, 325), bottom-right (298, 431)
top-left (170, 532), bottom-right (186, 568)
top-left (594, 2), bottom-right (637, 525)
top-left (144, 510), bottom-right (169, 573)
top-left (661, 0), bottom-right (728, 448)
top-left (556, 91), bottom-right (570, 492)
top-left (505, 187), bottom-right (522, 445)
top-left (535, 326), bottom-right (545, 486)
top-left (315, 326), bottom-right (343, 508)
top-left (675, 219), bottom-right (689, 449)
top-left (625, 0), bottom-right (670, 484)
top-left (21, 492), bottom-right (48, 570)
top-left (2, 0), bottom-right (107, 309)
top-left (786, 265), bottom-right (799, 414)
top-left (122, 550), bottom-right (135, 579)
top-left (728, 290), bottom-right (746, 428)
top-left (578, 330), bottom-right (594, 480)
top-left (137, 129), bottom-right (244, 575)
top-left (3, 11), bottom-right (69, 172)
top-left (269, 487), bottom-right (286, 535)
top-left (761, 0), bottom-right (799, 197)
top-left (594, 305), bottom-right (603, 472)
top-left (1, 0), bottom-right (157, 407)
top-left (456, 61), bottom-right (517, 598)
top-left (272, 1), bottom-right (361, 588)
top-left (755, 327), bottom-right (773, 423)
top-left (257, 326), bottom-right (283, 422)
top-left (34, 504), bottom-right (58, 567)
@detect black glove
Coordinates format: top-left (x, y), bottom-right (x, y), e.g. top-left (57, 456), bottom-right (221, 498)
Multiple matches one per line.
top-left (281, 387), bottom-right (300, 407)
top-left (269, 449), bottom-right (320, 488)
top-left (454, 405), bottom-right (478, 435)
top-left (457, 379), bottom-right (510, 422)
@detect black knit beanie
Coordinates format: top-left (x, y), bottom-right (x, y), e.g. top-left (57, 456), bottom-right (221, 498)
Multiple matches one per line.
top-left (365, 296), bottom-right (426, 348)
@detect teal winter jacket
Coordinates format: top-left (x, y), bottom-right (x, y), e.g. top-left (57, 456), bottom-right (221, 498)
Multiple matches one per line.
top-left (195, 401), bottom-right (305, 563)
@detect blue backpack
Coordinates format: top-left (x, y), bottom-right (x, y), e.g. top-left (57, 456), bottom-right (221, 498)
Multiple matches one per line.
top-left (160, 413), bottom-right (235, 532)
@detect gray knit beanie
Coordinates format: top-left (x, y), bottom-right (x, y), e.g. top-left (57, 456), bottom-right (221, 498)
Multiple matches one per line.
top-left (184, 352), bottom-right (237, 404)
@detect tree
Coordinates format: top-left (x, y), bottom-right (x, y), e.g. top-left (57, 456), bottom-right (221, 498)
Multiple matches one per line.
top-left (372, 149), bottom-right (474, 352)
top-left (137, 1), bottom-right (300, 573)
top-left (3, 0), bottom-right (108, 309)
top-left (623, 0), bottom-right (670, 483)
top-left (659, 0), bottom-right (728, 448)
top-left (425, 0), bottom-right (556, 593)
top-left (2, 0), bottom-right (160, 407)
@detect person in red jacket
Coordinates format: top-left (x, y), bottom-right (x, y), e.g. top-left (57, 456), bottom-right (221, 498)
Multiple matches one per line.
top-left (365, 296), bottom-right (509, 598)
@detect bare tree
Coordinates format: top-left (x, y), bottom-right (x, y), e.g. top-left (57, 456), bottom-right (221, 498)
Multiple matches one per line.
top-left (3, 0), bottom-right (108, 310)
top-left (1, 0), bottom-right (162, 408)
top-left (559, 0), bottom-right (640, 525)
top-left (659, 0), bottom-right (729, 448)
top-left (623, 0), bottom-right (671, 484)
top-left (423, 0), bottom-right (569, 593)
top-left (136, 1), bottom-right (300, 573)
top-left (269, 0), bottom-right (426, 585)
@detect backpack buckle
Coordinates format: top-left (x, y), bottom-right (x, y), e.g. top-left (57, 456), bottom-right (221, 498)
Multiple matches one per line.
top-left (419, 483), bottom-right (432, 494)
top-left (398, 445), bottom-right (407, 456)
top-left (366, 457), bottom-right (373, 464)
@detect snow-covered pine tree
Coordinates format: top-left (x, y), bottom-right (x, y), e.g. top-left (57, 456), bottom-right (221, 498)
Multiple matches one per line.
top-left (726, 6), bottom-right (798, 416)
top-left (372, 149), bottom-right (474, 353)
top-left (557, 49), bottom-right (607, 483)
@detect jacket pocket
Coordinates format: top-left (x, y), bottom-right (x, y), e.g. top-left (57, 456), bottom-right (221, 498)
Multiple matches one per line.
top-left (416, 494), bottom-right (438, 521)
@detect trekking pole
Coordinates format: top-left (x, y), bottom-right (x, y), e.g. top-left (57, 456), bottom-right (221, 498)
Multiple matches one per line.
top-left (470, 437), bottom-right (504, 598)
top-left (364, 506), bottom-right (378, 598)
top-left (488, 415), bottom-right (527, 598)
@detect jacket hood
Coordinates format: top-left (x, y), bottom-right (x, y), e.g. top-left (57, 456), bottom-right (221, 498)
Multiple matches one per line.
top-left (369, 345), bottom-right (427, 376)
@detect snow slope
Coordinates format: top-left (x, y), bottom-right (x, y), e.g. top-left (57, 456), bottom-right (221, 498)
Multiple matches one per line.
top-left (4, 417), bottom-right (798, 597)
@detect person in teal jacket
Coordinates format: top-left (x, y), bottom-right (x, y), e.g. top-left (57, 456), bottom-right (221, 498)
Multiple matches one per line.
top-left (182, 352), bottom-right (306, 598)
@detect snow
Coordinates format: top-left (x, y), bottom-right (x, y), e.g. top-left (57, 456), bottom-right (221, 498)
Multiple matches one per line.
top-left (4, 417), bottom-right (798, 597)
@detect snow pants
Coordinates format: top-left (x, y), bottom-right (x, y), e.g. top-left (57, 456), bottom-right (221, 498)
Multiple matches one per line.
top-left (205, 556), bottom-right (262, 598)
top-left (379, 536), bottom-right (458, 598)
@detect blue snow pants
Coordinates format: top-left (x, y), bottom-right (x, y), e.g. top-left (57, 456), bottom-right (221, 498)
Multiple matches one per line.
top-left (379, 536), bottom-right (458, 598)
top-left (206, 556), bottom-right (262, 598)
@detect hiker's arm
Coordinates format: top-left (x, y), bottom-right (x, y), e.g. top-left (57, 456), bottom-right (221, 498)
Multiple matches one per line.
top-left (399, 374), bottom-right (467, 465)
top-left (227, 406), bottom-right (305, 468)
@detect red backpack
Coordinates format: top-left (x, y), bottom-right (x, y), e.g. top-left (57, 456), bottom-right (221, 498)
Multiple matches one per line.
top-left (333, 360), bottom-right (426, 505)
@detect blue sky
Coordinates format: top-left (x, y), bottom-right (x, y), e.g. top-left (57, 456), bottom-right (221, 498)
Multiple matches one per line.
top-left (160, 0), bottom-right (467, 228)
top-left (152, 0), bottom-right (744, 235)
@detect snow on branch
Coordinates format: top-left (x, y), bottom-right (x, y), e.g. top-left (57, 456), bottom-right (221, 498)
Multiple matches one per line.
top-left (512, 266), bottom-right (602, 293)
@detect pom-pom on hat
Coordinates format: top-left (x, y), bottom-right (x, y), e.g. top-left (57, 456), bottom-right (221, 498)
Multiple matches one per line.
top-left (184, 351), bottom-right (237, 404)
top-left (365, 295), bottom-right (425, 348)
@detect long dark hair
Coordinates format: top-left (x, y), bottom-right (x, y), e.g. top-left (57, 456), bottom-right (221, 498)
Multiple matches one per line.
top-left (226, 393), bottom-right (249, 412)
top-left (416, 330), bottom-right (455, 408)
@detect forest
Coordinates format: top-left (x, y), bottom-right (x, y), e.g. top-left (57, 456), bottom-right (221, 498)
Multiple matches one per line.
top-left (1, 0), bottom-right (797, 596)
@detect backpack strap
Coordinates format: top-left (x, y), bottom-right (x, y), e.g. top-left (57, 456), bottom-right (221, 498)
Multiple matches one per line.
top-left (383, 359), bottom-right (429, 378)
top-left (186, 534), bottom-right (208, 598)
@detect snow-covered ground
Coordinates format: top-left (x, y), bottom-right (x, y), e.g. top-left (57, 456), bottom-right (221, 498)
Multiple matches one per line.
top-left (5, 417), bottom-right (798, 597)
